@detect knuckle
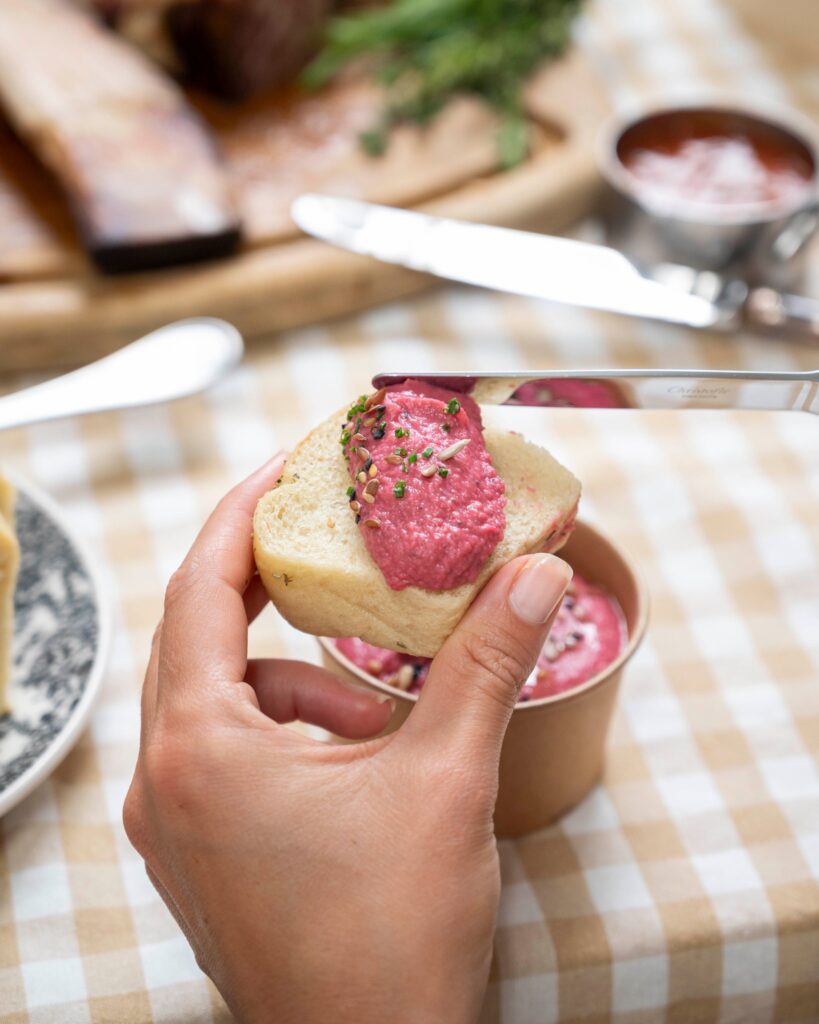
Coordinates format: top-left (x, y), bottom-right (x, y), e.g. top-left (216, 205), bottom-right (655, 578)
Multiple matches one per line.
top-left (163, 558), bottom-right (204, 611)
top-left (122, 780), bottom-right (146, 851)
top-left (141, 734), bottom-right (203, 813)
top-left (459, 627), bottom-right (533, 710)
top-left (149, 617), bottom-right (164, 651)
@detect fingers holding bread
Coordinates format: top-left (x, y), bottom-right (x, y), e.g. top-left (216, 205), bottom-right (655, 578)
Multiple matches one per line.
top-left (252, 385), bottom-right (579, 659)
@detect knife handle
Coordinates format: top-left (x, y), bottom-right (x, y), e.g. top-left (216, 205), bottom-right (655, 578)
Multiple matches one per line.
top-left (745, 287), bottom-right (819, 343)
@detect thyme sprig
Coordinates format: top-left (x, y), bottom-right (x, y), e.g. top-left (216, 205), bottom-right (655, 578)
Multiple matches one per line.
top-left (304, 0), bottom-right (583, 168)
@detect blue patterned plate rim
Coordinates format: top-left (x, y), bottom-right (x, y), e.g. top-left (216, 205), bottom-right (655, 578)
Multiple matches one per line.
top-left (0, 469), bottom-right (112, 817)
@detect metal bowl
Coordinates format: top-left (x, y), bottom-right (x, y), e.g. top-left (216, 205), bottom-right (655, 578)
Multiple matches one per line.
top-left (598, 102), bottom-right (819, 289)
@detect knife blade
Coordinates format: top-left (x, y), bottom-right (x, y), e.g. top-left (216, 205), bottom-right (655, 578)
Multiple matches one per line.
top-left (291, 194), bottom-right (722, 329)
top-left (292, 195), bottom-right (819, 340)
top-left (370, 369), bottom-right (819, 415)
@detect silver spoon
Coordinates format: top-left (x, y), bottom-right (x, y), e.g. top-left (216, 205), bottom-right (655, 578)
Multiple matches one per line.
top-left (0, 318), bottom-right (243, 431)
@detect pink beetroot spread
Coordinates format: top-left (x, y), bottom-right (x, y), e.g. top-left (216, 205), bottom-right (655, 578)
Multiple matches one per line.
top-left (334, 573), bottom-right (626, 702)
top-left (341, 381), bottom-right (506, 591)
top-left (511, 379), bottom-right (626, 409)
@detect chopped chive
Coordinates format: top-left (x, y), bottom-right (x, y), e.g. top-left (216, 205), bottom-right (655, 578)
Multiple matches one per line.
top-left (395, 446), bottom-right (408, 457)
top-left (441, 422), bottom-right (451, 433)
top-left (346, 486), bottom-right (355, 499)
top-left (422, 446), bottom-right (434, 459)
top-left (438, 467), bottom-right (449, 478)
top-left (395, 427), bottom-right (410, 439)
top-left (445, 399), bottom-right (461, 415)
top-left (393, 480), bottom-right (406, 498)
top-left (340, 429), bottom-right (351, 446)
top-left (407, 452), bottom-right (418, 464)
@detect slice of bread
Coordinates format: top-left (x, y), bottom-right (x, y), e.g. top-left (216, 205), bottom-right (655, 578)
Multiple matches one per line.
top-left (253, 410), bottom-right (580, 658)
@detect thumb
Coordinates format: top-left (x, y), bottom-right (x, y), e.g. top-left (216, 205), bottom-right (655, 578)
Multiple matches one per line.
top-left (402, 553), bottom-right (572, 763)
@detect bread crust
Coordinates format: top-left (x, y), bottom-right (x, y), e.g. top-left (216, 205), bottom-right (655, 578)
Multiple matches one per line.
top-left (253, 409), bottom-right (580, 657)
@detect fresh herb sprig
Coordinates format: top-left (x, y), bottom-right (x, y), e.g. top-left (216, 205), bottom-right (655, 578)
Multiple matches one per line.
top-left (304, 0), bottom-right (583, 168)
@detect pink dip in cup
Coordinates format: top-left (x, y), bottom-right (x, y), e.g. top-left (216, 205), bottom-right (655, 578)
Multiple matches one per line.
top-left (334, 572), bottom-right (626, 703)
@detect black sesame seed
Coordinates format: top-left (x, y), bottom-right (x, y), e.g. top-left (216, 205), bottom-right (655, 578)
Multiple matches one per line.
top-left (363, 458), bottom-right (373, 472)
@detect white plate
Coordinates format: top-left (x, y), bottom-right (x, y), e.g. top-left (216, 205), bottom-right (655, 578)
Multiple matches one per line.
top-left (0, 471), bottom-right (111, 817)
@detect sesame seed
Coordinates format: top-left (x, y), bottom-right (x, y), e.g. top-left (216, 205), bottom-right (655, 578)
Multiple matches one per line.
top-left (543, 641), bottom-right (558, 662)
top-left (439, 438), bottom-right (471, 461)
top-left (349, 500), bottom-right (361, 513)
top-left (395, 665), bottom-right (414, 690)
top-left (386, 454), bottom-right (402, 464)
top-left (574, 605), bottom-right (587, 620)
top-left (367, 659), bottom-right (382, 675)
top-left (363, 417), bottom-right (375, 428)
top-left (358, 447), bottom-right (370, 462)
top-left (369, 464), bottom-right (378, 477)
top-left (365, 388), bottom-right (386, 410)
top-left (352, 432), bottom-right (366, 443)
top-left (564, 634), bottom-right (578, 648)
top-left (362, 491), bottom-right (376, 504)
top-left (327, 517), bottom-right (335, 528)
top-left (364, 518), bottom-right (380, 529)
top-left (364, 479), bottom-right (379, 495)
top-left (357, 471), bottom-right (367, 484)
top-left (420, 464), bottom-right (437, 477)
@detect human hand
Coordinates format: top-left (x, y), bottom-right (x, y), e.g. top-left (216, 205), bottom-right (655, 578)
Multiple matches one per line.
top-left (124, 455), bottom-right (571, 1024)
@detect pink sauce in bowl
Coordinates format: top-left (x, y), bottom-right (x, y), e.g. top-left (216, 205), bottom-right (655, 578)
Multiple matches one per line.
top-left (615, 107), bottom-right (816, 215)
top-left (334, 572), bottom-right (626, 704)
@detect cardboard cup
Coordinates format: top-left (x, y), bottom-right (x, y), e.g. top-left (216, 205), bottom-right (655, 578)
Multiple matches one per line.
top-left (318, 519), bottom-right (648, 837)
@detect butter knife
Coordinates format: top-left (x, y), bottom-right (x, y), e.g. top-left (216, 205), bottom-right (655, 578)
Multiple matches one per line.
top-left (292, 194), bottom-right (819, 340)
top-left (371, 369), bottom-right (819, 415)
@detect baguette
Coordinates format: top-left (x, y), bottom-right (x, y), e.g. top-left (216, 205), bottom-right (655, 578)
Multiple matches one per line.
top-left (253, 408), bottom-right (580, 658)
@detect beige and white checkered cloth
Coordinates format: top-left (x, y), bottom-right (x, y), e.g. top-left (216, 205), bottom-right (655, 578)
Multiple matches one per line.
top-left (1, 1), bottom-right (818, 1021)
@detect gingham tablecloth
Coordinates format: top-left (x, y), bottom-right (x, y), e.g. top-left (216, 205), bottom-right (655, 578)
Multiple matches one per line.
top-left (1, 1), bottom-right (818, 1021)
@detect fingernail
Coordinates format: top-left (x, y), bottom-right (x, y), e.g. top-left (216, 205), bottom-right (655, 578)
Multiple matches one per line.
top-left (509, 554), bottom-right (572, 625)
top-left (374, 693), bottom-right (395, 712)
top-left (254, 451), bottom-right (287, 478)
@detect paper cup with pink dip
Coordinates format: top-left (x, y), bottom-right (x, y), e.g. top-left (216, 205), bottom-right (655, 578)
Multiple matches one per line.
top-left (319, 519), bottom-right (648, 837)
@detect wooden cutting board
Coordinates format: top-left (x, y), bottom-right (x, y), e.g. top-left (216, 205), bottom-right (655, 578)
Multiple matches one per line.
top-left (0, 49), bottom-right (608, 372)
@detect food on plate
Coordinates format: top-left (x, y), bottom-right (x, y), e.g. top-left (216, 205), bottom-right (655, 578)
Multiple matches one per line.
top-left (253, 380), bottom-right (580, 657)
top-left (0, 0), bottom-right (587, 276)
top-left (167, 0), bottom-right (333, 101)
top-left (305, 0), bottom-right (583, 166)
top-left (92, 0), bottom-right (333, 101)
top-left (334, 572), bottom-right (626, 700)
top-left (0, 0), bottom-right (239, 273)
top-left (0, 477), bottom-right (19, 714)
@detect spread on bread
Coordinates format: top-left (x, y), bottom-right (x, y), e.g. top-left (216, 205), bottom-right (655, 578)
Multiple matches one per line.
top-left (340, 381), bottom-right (506, 591)
top-left (335, 573), bottom-right (626, 702)
top-left (252, 388), bottom-right (580, 657)
top-left (0, 476), bottom-right (18, 714)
